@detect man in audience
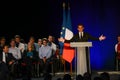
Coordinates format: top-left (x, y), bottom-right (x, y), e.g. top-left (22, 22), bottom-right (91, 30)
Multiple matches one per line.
top-left (115, 35), bottom-right (120, 70)
top-left (38, 38), bottom-right (52, 76)
top-left (0, 45), bottom-right (16, 80)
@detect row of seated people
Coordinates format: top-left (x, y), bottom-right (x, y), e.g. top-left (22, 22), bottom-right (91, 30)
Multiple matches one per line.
top-left (0, 36), bottom-right (61, 80)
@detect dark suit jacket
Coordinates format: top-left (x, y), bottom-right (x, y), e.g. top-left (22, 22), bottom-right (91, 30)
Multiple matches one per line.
top-left (0, 52), bottom-right (16, 80)
top-left (0, 52), bottom-right (16, 66)
top-left (65, 32), bottom-right (99, 43)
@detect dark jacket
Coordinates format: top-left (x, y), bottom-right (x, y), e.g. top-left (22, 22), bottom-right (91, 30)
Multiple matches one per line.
top-left (65, 32), bottom-right (99, 43)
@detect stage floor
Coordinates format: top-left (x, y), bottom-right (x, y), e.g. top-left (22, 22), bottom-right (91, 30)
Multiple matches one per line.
top-left (16, 71), bottom-right (120, 80)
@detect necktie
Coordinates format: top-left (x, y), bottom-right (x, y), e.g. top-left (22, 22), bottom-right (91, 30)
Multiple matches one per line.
top-left (80, 32), bottom-right (82, 39)
top-left (5, 53), bottom-right (8, 63)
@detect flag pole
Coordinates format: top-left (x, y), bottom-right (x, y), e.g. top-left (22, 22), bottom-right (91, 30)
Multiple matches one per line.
top-left (68, 2), bottom-right (73, 76)
top-left (70, 62), bottom-right (72, 75)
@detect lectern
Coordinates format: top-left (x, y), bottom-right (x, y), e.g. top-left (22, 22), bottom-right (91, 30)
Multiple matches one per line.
top-left (70, 42), bottom-right (92, 75)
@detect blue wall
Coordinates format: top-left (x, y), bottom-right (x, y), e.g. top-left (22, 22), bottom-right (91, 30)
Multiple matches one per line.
top-left (68, 0), bottom-right (120, 70)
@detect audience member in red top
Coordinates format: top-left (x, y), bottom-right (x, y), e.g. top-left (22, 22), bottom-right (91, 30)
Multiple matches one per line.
top-left (115, 35), bottom-right (120, 70)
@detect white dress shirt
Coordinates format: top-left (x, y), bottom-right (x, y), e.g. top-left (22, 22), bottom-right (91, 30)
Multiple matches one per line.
top-left (2, 52), bottom-right (6, 63)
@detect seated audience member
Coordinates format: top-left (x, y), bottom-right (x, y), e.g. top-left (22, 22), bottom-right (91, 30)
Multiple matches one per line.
top-left (100, 72), bottom-right (110, 80)
top-left (0, 45), bottom-right (16, 80)
top-left (48, 35), bottom-right (60, 73)
top-left (9, 39), bottom-right (22, 78)
top-left (38, 38), bottom-right (52, 76)
top-left (36, 38), bottom-right (43, 52)
top-left (14, 35), bottom-right (25, 54)
top-left (47, 35), bottom-right (57, 57)
top-left (0, 37), bottom-right (6, 53)
top-left (22, 44), bottom-right (38, 79)
top-left (28, 36), bottom-right (39, 52)
top-left (115, 35), bottom-right (120, 70)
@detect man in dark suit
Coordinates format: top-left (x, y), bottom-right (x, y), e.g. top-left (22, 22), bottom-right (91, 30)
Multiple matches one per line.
top-left (0, 45), bottom-right (16, 80)
top-left (58, 24), bottom-right (106, 42)
top-left (58, 23), bottom-right (106, 75)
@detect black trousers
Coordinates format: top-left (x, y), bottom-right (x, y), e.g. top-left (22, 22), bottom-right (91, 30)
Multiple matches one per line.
top-left (39, 58), bottom-right (51, 75)
top-left (116, 59), bottom-right (120, 71)
top-left (0, 62), bottom-right (11, 80)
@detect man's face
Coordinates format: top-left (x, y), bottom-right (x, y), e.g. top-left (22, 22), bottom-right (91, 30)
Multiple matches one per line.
top-left (48, 36), bottom-right (53, 42)
top-left (15, 38), bottom-right (20, 43)
top-left (77, 25), bottom-right (84, 32)
top-left (43, 40), bottom-right (47, 46)
top-left (0, 38), bottom-right (6, 44)
top-left (3, 46), bottom-right (9, 53)
top-left (10, 40), bottom-right (16, 47)
top-left (38, 39), bottom-right (42, 45)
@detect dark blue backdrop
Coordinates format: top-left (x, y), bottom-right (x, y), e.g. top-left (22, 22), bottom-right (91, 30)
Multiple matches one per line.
top-left (68, 0), bottom-right (120, 71)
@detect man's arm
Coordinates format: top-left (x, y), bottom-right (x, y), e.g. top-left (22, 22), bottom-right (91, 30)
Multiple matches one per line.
top-left (87, 33), bottom-right (106, 41)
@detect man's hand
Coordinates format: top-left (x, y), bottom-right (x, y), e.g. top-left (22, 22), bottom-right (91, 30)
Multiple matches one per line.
top-left (99, 34), bottom-right (106, 41)
top-left (58, 37), bottom-right (65, 42)
top-left (9, 60), bottom-right (14, 65)
top-left (43, 57), bottom-right (46, 63)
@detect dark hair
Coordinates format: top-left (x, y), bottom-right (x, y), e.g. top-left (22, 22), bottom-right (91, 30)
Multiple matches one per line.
top-left (42, 38), bottom-right (48, 43)
top-left (0, 36), bottom-right (6, 41)
top-left (117, 35), bottom-right (120, 37)
top-left (83, 72), bottom-right (91, 80)
top-left (77, 23), bottom-right (84, 27)
top-left (14, 35), bottom-right (21, 38)
top-left (10, 38), bottom-right (15, 42)
top-left (93, 76), bottom-right (102, 80)
top-left (100, 72), bottom-right (110, 80)
top-left (63, 74), bottom-right (72, 80)
top-left (2, 44), bottom-right (9, 49)
top-left (76, 74), bottom-right (83, 80)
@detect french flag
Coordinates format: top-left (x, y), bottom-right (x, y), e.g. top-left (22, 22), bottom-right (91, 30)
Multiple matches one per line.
top-left (62, 4), bottom-right (75, 63)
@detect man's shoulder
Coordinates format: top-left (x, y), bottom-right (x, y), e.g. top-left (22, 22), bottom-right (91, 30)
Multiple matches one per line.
top-left (19, 42), bottom-right (25, 46)
top-left (74, 33), bottom-right (79, 36)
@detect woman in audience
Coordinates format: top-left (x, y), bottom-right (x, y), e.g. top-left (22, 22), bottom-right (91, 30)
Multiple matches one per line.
top-left (22, 43), bottom-right (38, 80)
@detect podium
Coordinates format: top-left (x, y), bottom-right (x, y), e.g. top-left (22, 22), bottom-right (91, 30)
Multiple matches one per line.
top-left (70, 42), bottom-right (92, 75)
